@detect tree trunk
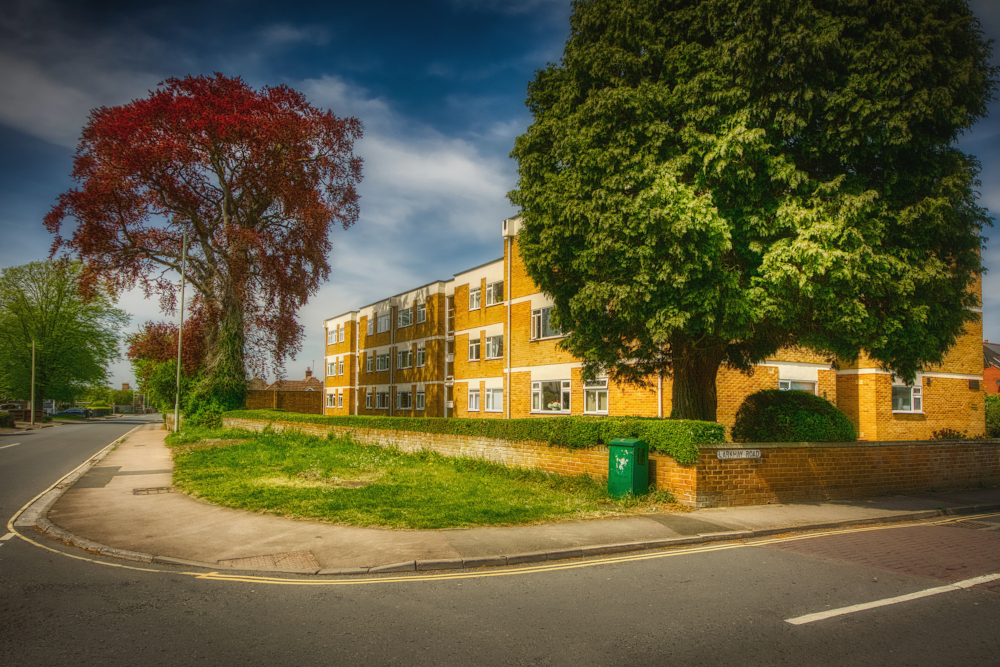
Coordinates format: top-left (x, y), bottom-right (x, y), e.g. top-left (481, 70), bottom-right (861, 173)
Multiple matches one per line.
top-left (202, 287), bottom-right (248, 409)
top-left (669, 337), bottom-right (725, 422)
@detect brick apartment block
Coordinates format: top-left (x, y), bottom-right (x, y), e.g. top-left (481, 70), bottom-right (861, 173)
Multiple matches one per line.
top-left (322, 216), bottom-right (985, 440)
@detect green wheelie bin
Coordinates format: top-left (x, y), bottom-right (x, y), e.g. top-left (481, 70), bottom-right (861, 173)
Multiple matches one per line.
top-left (607, 438), bottom-right (650, 498)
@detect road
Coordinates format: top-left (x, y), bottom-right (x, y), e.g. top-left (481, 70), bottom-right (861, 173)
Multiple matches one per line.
top-left (2, 416), bottom-right (999, 666)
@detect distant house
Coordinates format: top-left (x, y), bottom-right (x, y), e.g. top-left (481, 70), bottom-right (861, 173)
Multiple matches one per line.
top-left (265, 369), bottom-right (323, 392)
top-left (247, 376), bottom-right (267, 391)
top-left (984, 341), bottom-right (1000, 395)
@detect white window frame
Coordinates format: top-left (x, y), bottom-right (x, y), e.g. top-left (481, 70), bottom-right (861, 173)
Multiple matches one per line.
top-left (397, 390), bottom-right (412, 410)
top-left (339, 325), bottom-right (345, 343)
top-left (584, 379), bottom-right (609, 415)
top-left (376, 353), bottom-right (390, 372)
top-left (337, 389), bottom-right (343, 408)
top-left (377, 314), bottom-right (391, 333)
top-left (531, 306), bottom-right (562, 340)
top-left (485, 280), bottom-right (504, 306)
top-left (398, 307), bottom-right (413, 328)
top-left (416, 391), bottom-right (425, 411)
top-left (397, 349), bottom-right (412, 369)
top-left (485, 388), bottom-right (503, 412)
top-left (417, 303), bottom-right (426, 324)
top-left (327, 329), bottom-right (336, 345)
top-left (365, 389), bottom-right (372, 409)
top-left (376, 391), bottom-right (390, 410)
top-left (532, 380), bottom-right (571, 413)
top-left (469, 286), bottom-right (481, 310)
top-left (469, 337), bottom-right (481, 361)
top-left (326, 392), bottom-right (336, 408)
top-left (468, 387), bottom-right (480, 412)
top-left (338, 358), bottom-right (344, 376)
top-left (367, 318), bottom-right (374, 336)
top-left (892, 383), bottom-right (923, 413)
top-left (485, 335), bottom-right (503, 360)
top-left (366, 353), bottom-right (373, 373)
top-left (327, 361), bottom-right (336, 377)
top-left (416, 345), bottom-right (426, 367)
top-left (778, 379), bottom-right (817, 394)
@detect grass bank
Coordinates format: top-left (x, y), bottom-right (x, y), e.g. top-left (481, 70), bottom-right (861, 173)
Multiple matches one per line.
top-left (167, 426), bottom-right (679, 530)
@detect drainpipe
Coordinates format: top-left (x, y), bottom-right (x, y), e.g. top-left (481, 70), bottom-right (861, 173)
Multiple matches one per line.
top-left (389, 307), bottom-right (394, 416)
top-left (506, 236), bottom-right (512, 420)
top-left (657, 372), bottom-right (663, 419)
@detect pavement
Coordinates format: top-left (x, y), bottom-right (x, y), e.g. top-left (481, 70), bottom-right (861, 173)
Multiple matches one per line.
top-left (15, 421), bottom-right (1000, 575)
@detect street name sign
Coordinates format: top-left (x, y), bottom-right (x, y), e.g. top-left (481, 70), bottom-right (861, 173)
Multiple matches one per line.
top-left (717, 449), bottom-right (762, 460)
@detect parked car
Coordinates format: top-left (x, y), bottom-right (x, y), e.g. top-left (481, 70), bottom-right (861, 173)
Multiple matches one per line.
top-left (0, 403), bottom-right (21, 411)
top-left (52, 408), bottom-right (87, 417)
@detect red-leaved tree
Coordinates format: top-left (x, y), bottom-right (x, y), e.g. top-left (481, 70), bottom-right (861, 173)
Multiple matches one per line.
top-left (45, 73), bottom-right (363, 408)
top-left (126, 311), bottom-right (207, 377)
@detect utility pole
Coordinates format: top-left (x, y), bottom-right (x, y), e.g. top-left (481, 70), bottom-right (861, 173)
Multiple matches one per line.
top-left (173, 230), bottom-right (188, 433)
top-left (30, 340), bottom-right (35, 427)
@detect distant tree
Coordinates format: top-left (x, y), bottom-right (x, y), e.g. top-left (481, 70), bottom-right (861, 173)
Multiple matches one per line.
top-left (126, 313), bottom-right (207, 413)
top-left (0, 261), bottom-right (129, 412)
top-left (46, 73), bottom-right (364, 410)
top-left (509, 0), bottom-right (997, 421)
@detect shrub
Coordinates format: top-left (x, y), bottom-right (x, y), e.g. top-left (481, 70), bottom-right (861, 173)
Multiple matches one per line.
top-left (731, 389), bottom-right (856, 443)
top-left (222, 410), bottom-right (726, 463)
top-left (930, 428), bottom-right (969, 440)
top-left (986, 394), bottom-right (1000, 438)
top-left (186, 401), bottom-right (226, 429)
top-left (0, 411), bottom-right (13, 429)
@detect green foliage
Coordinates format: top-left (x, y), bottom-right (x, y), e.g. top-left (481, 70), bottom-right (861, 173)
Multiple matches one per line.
top-left (508, 0), bottom-right (997, 420)
top-left (225, 410), bottom-right (725, 463)
top-left (985, 394), bottom-right (1000, 438)
top-left (0, 411), bottom-right (13, 429)
top-left (185, 401), bottom-right (226, 429)
top-left (930, 427), bottom-right (970, 440)
top-left (0, 261), bottom-right (129, 405)
top-left (732, 390), bottom-right (857, 443)
top-left (136, 359), bottom-right (199, 415)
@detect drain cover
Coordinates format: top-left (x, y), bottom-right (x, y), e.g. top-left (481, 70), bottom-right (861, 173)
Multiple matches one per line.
top-left (218, 550), bottom-right (321, 570)
top-left (133, 487), bottom-right (176, 495)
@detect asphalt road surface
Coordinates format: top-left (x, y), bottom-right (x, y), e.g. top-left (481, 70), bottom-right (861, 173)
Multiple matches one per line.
top-left (2, 416), bottom-right (999, 666)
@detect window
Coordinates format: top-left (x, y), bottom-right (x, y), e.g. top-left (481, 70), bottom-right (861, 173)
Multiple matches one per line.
top-left (416, 391), bottom-right (425, 411)
top-left (339, 325), bottom-right (345, 343)
top-left (469, 286), bottom-right (481, 310)
top-left (485, 388), bottom-right (503, 412)
top-left (584, 379), bottom-right (609, 414)
top-left (377, 314), bottom-right (390, 333)
top-left (485, 335), bottom-right (503, 360)
top-left (397, 349), bottom-right (412, 369)
top-left (779, 380), bottom-right (816, 393)
top-left (376, 391), bottom-right (390, 410)
top-left (366, 353), bottom-right (373, 373)
top-left (376, 353), bottom-right (389, 372)
top-left (468, 387), bottom-right (480, 411)
top-left (469, 337), bottom-right (481, 361)
top-left (892, 384), bottom-right (922, 412)
top-left (416, 345), bottom-right (426, 367)
top-left (531, 307), bottom-right (562, 339)
top-left (397, 390), bottom-right (412, 410)
top-left (485, 280), bottom-right (504, 306)
top-left (365, 389), bottom-right (372, 409)
top-left (338, 358), bottom-right (344, 375)
top-left (337, 390), bottom-right (343, 408)
top-left (417, 303), bottom-right (426, 323)
top-left (327, 329), bottom-right (336, 345)
top-left (326, 392), bottom-right (336, 408)
top-left (367, 318), bottom-right (374, 336)
top-left (532, 380), bottom-right (571, 412)
top-left (327, 361), bottom-right (336, 376)
top-left (398, 307), bottom-right (412, 328)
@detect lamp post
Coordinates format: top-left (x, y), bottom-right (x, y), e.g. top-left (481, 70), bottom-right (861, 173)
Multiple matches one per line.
top-left (30, 340), bottom-right (35, 427)
top-left (173, 230), bottom-right (188, 433)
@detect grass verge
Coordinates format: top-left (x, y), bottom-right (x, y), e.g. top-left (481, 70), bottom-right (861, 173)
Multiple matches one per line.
top-left (166, 426), bottom-right (680, 530)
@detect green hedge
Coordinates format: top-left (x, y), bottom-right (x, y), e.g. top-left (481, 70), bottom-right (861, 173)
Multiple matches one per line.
top-left (223, 410), bottom-right (726, 464)
top-left (986, 394), bottom-right (1000, 438)
top-left (0, 411), bottom-right (13, 429)
top-left (731, 389), bottom-right (856, 443)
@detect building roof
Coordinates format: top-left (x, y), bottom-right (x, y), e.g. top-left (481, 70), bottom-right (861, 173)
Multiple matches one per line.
top-left (983, 341), bottom-right (1000, 369)
top-left (264, 370), bottom-right (323, 392)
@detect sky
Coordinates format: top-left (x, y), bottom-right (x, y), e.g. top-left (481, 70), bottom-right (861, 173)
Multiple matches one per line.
top-left (0, 0), bottom-right (998, 389)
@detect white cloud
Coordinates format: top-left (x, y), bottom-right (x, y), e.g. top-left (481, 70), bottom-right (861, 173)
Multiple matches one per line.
top-left (260, 23), bottom-right (330, 47)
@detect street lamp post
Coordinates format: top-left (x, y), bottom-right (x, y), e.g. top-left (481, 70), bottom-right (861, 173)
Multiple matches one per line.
top-left (173, 230), bottom-right (188, 433)
top-left (30, 340), bottom-right (35, 427)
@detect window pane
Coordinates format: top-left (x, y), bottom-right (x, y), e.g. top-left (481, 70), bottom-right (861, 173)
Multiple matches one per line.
top-left (892, 386), bottom-right (912, 411)
top-left (540, 381), bottom-right (561, 411)
top-left (598, 391), bottom-right (608, 412)
top-left (585, 390), bottom-right (596, 413)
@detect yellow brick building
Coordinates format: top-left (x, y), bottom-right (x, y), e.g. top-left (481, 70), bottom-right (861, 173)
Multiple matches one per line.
top-left (323, 216), bottom-right (985, 439)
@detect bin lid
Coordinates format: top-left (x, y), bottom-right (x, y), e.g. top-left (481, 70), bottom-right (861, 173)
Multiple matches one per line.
top-left (608, 438), bottom-right (648, 448)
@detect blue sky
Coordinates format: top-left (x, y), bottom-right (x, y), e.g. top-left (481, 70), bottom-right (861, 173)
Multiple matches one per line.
top-left (1, 0), bottom-right (998, 388)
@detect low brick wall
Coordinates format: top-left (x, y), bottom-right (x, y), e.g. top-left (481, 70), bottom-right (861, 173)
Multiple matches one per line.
top-left (246, 390), bottom-right (323, 415)
top-left (221, 417), bottom-right (1000, 508)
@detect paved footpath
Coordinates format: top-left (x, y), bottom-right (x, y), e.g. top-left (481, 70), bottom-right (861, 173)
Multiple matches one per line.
top-left (23, 423), bottom-right (1000, 574)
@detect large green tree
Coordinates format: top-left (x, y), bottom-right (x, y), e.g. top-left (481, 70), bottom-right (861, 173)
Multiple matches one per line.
top-left (0, 261), bottom-right (129, 412)
top-left (510, 0), bottom-right (997, 421)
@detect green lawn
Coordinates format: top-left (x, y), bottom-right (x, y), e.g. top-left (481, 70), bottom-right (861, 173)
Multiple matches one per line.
top-left (166, 427), bottom-right (677, 529)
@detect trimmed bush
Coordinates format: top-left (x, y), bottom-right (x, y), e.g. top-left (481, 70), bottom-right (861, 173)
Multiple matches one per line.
top-left (0, 411), bottom-right (13, 429)
top-left (223, 410), bottom-right (726, 463)
top-left (731, 390), bottom-right (856, 443)
top-left (986, 394), bottom-right (1000, 438)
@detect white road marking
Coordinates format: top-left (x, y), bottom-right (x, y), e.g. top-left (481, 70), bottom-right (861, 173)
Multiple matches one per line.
top-left (0, 442), bottom-right (22, 450)
top-left (786, 573), bottom-right (1000, 625)
top-left (1, 532), bottom-right (15, 541)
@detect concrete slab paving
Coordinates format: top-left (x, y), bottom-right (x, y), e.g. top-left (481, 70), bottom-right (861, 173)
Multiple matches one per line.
top-left (41, 425), bottom-right (1000, 572)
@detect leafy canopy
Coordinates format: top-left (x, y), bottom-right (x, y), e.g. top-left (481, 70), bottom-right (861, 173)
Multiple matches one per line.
top-left (0, 261), bottom-right (129, 405)
top-left (45, 73), bottom-right (363, 390)
top-left (509, 0), bottom-right (997, 418)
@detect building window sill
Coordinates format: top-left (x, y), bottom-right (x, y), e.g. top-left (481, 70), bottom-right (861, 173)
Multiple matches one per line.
top-left (892, 410), bottom-right (925, 415)
top-left (531, 411), bottom-right (570, 415)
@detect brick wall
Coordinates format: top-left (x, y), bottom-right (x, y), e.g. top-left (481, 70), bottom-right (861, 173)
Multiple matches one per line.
top-left (223, 417), bottom-right (1000, 508)
top-left (246, 390), bottom-right (323, 415)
